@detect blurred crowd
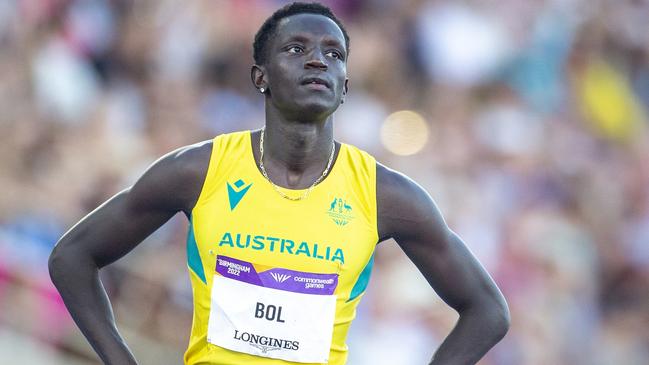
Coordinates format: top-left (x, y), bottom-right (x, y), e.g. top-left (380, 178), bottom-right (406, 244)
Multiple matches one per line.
top-left (1, 0), bottom-right (648, 364)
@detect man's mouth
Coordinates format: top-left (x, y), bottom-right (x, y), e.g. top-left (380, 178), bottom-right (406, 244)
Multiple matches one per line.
top-left (301, 77), bottom-right (331, 90)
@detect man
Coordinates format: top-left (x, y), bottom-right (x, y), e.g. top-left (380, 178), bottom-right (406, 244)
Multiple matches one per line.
top-left (49, 2), bottom-right (509, 365)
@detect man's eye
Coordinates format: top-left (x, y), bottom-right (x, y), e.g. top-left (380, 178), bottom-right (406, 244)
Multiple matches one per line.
top-left (287, 46), bottom-right (304, 53)
top-left (326, 51), bottom-right (342, 60)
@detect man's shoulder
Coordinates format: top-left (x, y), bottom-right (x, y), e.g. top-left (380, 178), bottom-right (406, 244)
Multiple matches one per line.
top-left (376, 161), bottom-right (438, 240)
top-left (375, 161), bottom-right (424, 199)
top-left (162, 140), bottom-right (214, 200)
top-left (128, 140), bottom-right (214, 214)
top-left (166, 139), bottom-right (214, 176)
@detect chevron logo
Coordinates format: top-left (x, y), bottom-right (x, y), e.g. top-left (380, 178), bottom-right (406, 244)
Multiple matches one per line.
top-left (227, 179), bottom-right (252, 211)
top-left (270, 272), bottom-right (291, 283)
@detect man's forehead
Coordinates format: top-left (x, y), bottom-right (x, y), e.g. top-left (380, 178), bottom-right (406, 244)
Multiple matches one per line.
top-left (275, 13), bottom-right (345, 44)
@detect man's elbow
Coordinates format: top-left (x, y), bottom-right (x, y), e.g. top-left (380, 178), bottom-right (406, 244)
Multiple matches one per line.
top-left (48, 240), bottom-right (83, 285)
top-left (485, 297), bottom-right (510, 341)
top-left (463, 294), bottom-right (510, 342)
top-left (48, 242), bottom-right (67, 285)
top-left (493, 300), bottom-right (510, 340)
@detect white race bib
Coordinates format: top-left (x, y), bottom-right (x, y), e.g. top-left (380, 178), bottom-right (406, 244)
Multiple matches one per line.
top-left (207, 255), bottom-right (339, 363)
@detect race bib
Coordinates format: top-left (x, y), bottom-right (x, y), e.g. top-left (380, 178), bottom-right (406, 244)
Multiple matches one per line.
top-left (207, 255), bottom-right (339, 363)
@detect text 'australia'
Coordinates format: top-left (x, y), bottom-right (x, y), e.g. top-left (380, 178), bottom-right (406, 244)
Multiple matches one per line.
top-left (218, 232), bottom-right (345, 264)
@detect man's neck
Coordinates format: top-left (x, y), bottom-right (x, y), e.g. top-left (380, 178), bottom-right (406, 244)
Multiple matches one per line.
top-left (257, 108), bottom-right (336, 188)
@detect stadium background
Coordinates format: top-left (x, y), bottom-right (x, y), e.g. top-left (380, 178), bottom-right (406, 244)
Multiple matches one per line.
top-left (1, 0), bottom-right (648, 364)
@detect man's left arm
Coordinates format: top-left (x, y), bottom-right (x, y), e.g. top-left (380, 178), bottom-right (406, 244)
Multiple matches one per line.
top-left (376, 163), bottom-right (510, 365)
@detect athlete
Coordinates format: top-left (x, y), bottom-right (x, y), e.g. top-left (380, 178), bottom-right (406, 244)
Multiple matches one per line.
top-left (49, 3), bottom-right (509, 365)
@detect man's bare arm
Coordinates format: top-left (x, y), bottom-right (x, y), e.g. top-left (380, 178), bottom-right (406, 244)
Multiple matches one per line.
top-left (48, 141), bottom-right (212, 365)
top-left (376, 163), bottom-right (509, 365)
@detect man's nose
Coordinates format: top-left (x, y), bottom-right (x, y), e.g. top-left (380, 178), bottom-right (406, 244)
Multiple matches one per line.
top-left (305, 51), bottom-right (328, 70)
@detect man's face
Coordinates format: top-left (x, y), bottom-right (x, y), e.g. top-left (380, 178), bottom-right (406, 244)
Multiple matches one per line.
top-left (260, 13), bottom-right (348, 120)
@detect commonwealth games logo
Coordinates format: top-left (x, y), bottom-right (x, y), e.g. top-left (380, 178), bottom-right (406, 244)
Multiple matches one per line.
top-left (270, 272), bottom-right (291, 283)
top-left (327, 197), bottom-right (354, 226)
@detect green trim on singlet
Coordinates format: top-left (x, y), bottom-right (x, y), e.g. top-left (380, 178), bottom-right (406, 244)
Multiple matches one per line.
top-left (347, 253), bottom-right (374, 302)
top-left (186, 217), bottom-right (206, 284)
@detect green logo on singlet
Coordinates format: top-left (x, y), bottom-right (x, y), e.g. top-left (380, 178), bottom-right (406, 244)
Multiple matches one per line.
top-left (327, 197), bottom-right (354, 226)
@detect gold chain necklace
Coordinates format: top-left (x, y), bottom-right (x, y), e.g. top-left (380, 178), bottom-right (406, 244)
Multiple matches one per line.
top-left (259, 127), bottom-right (335, 201)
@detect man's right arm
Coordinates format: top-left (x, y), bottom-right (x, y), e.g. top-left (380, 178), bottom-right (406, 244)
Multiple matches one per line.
top-left (48, 141), bottom-right (212, 364)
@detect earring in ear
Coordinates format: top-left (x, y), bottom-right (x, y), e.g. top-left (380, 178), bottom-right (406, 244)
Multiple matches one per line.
top-left (260, 87), bottom-right (265, 93)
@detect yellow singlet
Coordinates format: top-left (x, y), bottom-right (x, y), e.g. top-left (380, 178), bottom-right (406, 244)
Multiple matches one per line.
top-left (184, 131), bottom-right (378, 365)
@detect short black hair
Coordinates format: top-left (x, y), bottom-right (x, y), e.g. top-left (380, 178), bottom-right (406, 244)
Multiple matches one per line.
top-left (253, 2), bottom-right (350, 65)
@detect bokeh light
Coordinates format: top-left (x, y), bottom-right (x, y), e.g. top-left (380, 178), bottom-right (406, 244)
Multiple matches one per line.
top-left (380, 110), bottom-right (429, 156)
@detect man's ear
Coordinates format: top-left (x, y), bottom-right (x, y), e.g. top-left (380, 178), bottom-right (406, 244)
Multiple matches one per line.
top-left (341, 78), bottom-right (349, 104)
top-left (251, 64), bottom-right (267, 93)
